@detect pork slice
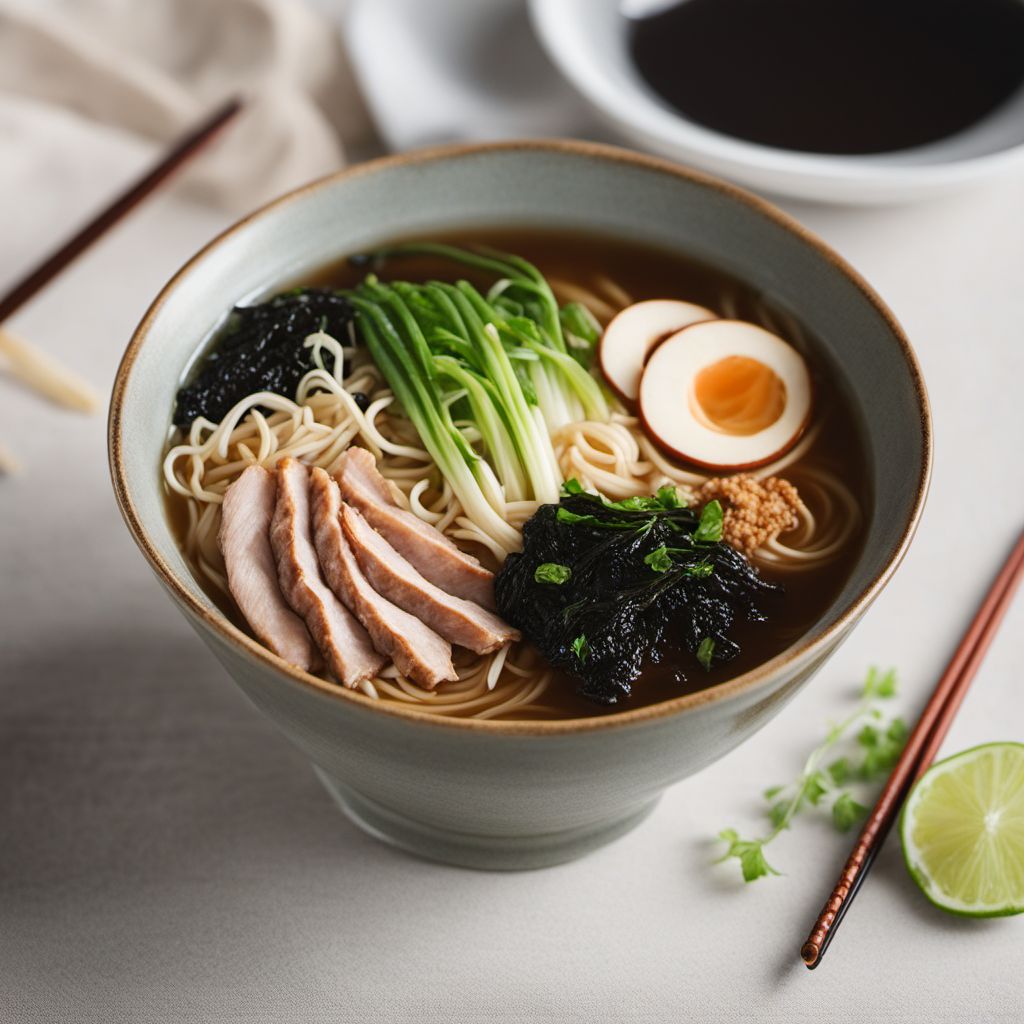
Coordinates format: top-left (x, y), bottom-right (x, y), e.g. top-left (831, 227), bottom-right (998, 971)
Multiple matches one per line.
top-left (335, 447), bottom-right (496, 609)
top-left (270, 457), bottom-right (384, 688)
top-left (218, 465), bottom-right (318, 671)
top-left (309, 469), bottom-right (456, 689)
top-left (341, 503), bottom-right (519, 655)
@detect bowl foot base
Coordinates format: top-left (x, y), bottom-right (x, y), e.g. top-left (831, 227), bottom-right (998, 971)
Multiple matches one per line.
top-left (314, 768), bottom-right (661, 871)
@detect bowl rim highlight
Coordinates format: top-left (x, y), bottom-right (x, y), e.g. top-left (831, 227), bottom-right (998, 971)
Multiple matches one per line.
top-left (108, 139), bottom-right (932, 736)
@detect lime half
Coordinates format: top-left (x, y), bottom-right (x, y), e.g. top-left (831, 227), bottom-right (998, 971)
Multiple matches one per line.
top-left (901, 742), bottom-right (1024, 917)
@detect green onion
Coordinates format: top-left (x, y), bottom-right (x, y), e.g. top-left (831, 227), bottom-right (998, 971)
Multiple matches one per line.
top-left (344, 245), bottom-right (615, 553)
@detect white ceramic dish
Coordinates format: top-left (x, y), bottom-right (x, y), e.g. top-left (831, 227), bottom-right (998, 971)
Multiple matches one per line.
top-left (530, 0), bottom-right (1024, 204)
top-left (109, 141), bottom-right (931, 870)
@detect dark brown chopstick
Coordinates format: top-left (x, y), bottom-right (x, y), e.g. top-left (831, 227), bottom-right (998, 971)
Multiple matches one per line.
top-left (801, 527), bottom-right (1024, 969)
top-left (0, 97), bottom-right (243, 325)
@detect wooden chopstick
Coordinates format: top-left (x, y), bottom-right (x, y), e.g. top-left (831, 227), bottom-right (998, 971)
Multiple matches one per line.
top-left (0, 96), bottom-right (243, 326)
top-left (800, 527), bottom-right (1024, 968)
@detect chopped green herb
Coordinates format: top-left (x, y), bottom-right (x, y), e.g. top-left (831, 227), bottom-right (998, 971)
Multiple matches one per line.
top-left (604, 495), bottom-right (662, 512)
top-left (716, 829), bottom-right (781, 883)
top-left (827, 757), bottom-right (851, 786)
top-left (534, 562), bottom-right (572, 585)
top-left (832, 792), bottom-right (869, 832)
top-left (644, 545), bottom-right (675, 573)
top-left (685, 558), bottom-right (714, 578)
top-left (696, 637), bottom-right (716, 670)
top-left (716, 666), bottom-right (907, 882)
top-left (656, 484), bottom-right (683, 509)
top-left (561, 477), bottom-right (584, 496)
top-left (570, 634), bottom-right (590, 662)
top-left (556, 508), bottom-right (600, 527)
top-left (694, 499), bottom-right (724, 543)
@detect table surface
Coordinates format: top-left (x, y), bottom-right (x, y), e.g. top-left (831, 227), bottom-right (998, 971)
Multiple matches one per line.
top-left (2, 123), bottom-right (1022, 1023)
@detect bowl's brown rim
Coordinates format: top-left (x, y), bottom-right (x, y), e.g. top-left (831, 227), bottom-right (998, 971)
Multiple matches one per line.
top-left (108, 138), bottom-right (932, 737)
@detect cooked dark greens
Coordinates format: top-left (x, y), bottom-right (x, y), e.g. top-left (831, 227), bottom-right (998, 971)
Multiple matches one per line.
top-left (173, 289), bottom-right (353, 429)
top-left (495, 482), bottom-right (779, 705)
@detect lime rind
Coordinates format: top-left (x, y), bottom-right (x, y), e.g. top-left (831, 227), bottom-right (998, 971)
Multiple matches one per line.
top-left (900, 742), bottom-right (1024, 918)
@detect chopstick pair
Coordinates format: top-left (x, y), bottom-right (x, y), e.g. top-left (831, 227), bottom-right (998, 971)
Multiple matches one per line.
top-left (801, 526), bottom-right (1024, 968)
top-left (0, 97), bottom-right (243, 471)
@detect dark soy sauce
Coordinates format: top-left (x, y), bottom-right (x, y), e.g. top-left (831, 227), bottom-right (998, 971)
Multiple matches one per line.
top-left (629, 0), bottom-right (1024, 155)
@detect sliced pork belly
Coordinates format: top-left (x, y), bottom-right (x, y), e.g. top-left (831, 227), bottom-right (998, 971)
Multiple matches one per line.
top-left (341, 503), bottom-right (519, 655)
top-left (270, 457), bottom-right (384, 688)
top-left (335, 447), bottom-right (496, 609)
top-left (218, 465), bottom-right (317, 672)
top-left (309, 469), bottom-right (456, 689)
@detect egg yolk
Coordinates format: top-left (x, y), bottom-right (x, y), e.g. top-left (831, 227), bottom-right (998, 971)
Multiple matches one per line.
top-left (691, 355), bottom-right (786, 436)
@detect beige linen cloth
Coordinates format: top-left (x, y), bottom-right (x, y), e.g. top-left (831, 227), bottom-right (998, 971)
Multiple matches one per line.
top-left (0, 0), bottom-right (373, 213)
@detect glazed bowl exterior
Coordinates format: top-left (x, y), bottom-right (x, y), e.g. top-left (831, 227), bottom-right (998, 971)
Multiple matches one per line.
top-left (109, 141), bottom-right (930, 869)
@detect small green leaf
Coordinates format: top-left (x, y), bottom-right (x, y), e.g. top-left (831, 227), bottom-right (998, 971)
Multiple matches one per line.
top-left (857, 724), bottom-right (880, 749)
top-left (534, 562), bottom-right (572, 585)
top-left (886, 717), bottom-right (908, 743)
top-left (768, 800), bottom-right (790, 829)
top-left (802, 771), bottom-right (828, 807)
top-left (763, 785), bottom-right (785, 800)
top-left (556, 508), bottom-right (597, 526)
top-left (570, 634), bottom-right (590, 662)
top-left (694, 500), bottom-right (724, 543)
top-left (684, 558), bottom-right (714, 578)
top-left (860, 742), bottom-right (894, 778)
top-left (827, 757), bottom-right (850, 786)
top-left (561, 478), bottom-right (584, 496)
top-left (696, 637), bottom-right (715, 671)
top-left (656, 484), bottom-right (683, 509)
top-left (873, 668), bottom-right (898, 698)
top-left (862, 665), bottom-right (898, 699)
top-left (738, 843), bottom-right (778, 882)
top-left (717, 832), bottom-right (780, 883)
top-left (605, 495), bottom-right (660, 511)
top-left (832, 792), bottom-right (868, 832)
top-left (644, 545), bottom-right (675, 573)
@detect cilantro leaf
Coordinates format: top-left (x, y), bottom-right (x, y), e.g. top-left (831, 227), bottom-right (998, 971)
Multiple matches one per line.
top-left (570, 634), bottom-right (589, 662)
top-left (694, 500), bottom-right (724, 543)
top-left (717, 830), bottom-right (781, 883)
top-left (832, 792), bottom-right (868, 832)
top-left (556, 508), bottom-right (599, 526)
top-left (644, 545), bottom-right (675, 573)
top-left (768, 801), bottom-right (790, 829)
top-left (802, 771), bottom-right (828, 807)
top-left (827, 757), bottom-right (851, 786)
top-left (887, 717), bottom-right (908, 743)
top-left (684, 558), bottom-right (714, 578)
top-left (714, 665), bottom-right (903, 883)
top-left (656, 484), bottom-right (682, 509)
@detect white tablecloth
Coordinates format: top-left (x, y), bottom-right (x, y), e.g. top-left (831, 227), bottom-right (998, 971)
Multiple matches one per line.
top-left (2, 104), bottom-right (1023, 1024)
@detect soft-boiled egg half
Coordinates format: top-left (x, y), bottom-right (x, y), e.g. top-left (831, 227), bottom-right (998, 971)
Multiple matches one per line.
top-left (637, 319), bottom-right (812, 471)
top-left (598, 299), bottom-right (715, 404)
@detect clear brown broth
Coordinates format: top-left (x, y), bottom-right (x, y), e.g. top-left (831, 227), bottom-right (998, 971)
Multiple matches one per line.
top-left (168, 228), bottom-right (869, 718)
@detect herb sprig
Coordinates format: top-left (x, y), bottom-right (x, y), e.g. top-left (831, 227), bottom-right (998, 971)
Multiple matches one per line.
top-left (717, 667), bottom-right (907, 882)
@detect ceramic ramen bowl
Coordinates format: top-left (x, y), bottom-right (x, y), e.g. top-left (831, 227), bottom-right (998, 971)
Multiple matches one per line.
top-left (109, 141), bottom-right (931, 869)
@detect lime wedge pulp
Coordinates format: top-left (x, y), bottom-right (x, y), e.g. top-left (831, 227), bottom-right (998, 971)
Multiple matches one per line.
top-left (900, 742), bottom-right (1024, 917)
